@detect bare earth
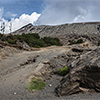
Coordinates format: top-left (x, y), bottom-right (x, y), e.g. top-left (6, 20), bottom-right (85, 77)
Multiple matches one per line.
top-left (0, 46), bottom-right (100, 100)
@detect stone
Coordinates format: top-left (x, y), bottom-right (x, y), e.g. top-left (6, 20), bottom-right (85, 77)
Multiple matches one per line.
top-left (48, 84), bottom-right (52, 87)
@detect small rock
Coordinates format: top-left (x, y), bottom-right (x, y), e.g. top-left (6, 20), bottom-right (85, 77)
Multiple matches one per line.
top-left (48, 84), bottom-right (52, 87)
top-left (14, 92), bottom-right (16, 95)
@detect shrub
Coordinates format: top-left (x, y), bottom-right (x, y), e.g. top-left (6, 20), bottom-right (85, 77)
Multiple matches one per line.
top-left (59, 66), bottom-right (70, 76)
top-left (72, 48), bottom-right (83, 52)
top-left (0, 33), bottom-right (3, 39)
top-left (28, 77), bottom-right (46, 91)
top-left (98, 41), bottom-right (100, 46)
top-left (69, 39), bottom-right (84, 45)
top-left (42, 37), bottom-right (62, 46)
top-left (8, 39), bottom-right (17, 44)
top-left (0, 33), bottom-right (61, 48)
top-left (76, 39), bottom-right (84, 44)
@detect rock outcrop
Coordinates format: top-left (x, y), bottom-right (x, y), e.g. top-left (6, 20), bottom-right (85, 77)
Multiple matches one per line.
top-left (55, 47), bottom-right (100, 96)
top-left (57, 34), bottom-right (100, 45)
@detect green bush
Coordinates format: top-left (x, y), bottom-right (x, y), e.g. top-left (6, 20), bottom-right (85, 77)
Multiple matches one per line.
top-left (76, 39), bottom-right (84, 44)
top-left (59, 66), bottom-right (70, 76)
top-left (42, 37), bottom-right (62, 46)
top-left (72, 48), bottom-right (83, 52)
top-left (28, 77), bottom-right (46, 91)
top-left (0, 33), bottom-right (61, 48)
top-left (69, 39), bottom-right (84, 45)
top-left (8, 39), bottom-right (17, 44)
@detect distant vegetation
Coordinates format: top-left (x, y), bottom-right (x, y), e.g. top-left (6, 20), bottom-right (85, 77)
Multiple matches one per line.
top-left (69, 39), bottom-right (84, 45)
top-left (0, 33), bottom-right (62, 48)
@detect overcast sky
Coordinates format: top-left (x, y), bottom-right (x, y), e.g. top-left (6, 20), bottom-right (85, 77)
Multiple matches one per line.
top-left (0, 0), bottom-right (100, 33)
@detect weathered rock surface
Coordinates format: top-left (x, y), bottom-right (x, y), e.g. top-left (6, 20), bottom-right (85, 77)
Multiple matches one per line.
top-left (11, 22), bottom-right (100, 37)
top-left (16, 40), bottom-right (30, 49)
top-left (55, 47), bottom-right (100, 96)
top-left (57, 34), bottom-right (100, 45)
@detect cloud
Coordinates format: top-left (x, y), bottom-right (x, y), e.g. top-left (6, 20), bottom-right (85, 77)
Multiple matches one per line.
top-left (3, 12), bottom-right (17, 20)
top-left (36, 0), bottom-right (100, 25)
top-left (0, 12), bottom-right (41, 33)
top-left (11, 12), bottom-right (40, 32)
top-left (0, 7), bottom-right (3, 19)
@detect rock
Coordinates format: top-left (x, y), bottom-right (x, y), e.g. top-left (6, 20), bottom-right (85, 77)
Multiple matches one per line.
top-left (48, 84), bottom-right (52, 87)
top-left (55, 47), bottom-right (100, 96)
top-left (14, 92), bottom-right (16, 95)
top-left (16, 40), bottom-right (30, 49)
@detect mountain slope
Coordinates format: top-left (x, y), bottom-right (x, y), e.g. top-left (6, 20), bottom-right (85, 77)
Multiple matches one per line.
top-left (11, 22), bottom-right (100, 37)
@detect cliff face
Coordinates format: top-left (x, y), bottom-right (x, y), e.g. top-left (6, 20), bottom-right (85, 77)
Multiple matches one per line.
top-left (11, 22), bottom-right (100, 37)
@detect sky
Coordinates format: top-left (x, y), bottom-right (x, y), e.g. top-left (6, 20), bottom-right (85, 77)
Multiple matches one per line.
top-left (0, 0), bottom-right (100, 33)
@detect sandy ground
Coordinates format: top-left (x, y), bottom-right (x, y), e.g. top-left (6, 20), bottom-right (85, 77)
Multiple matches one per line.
top-left (0, 46), bottom-right (100, 100)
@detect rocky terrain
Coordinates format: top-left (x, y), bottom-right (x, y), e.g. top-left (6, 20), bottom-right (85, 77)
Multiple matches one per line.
top-left (57, 33), bottom-right (100, 45)
top-left (0, 39), bottom-right (100, 100)
top-left (11, 22), bottom-right (100, 37)
top-left (0, 22), bottom-right (100, 100)
top-left (55, 46), bottom-right (100, 96)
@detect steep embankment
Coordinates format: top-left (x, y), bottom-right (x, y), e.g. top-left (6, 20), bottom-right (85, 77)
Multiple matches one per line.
top-left (0, 41), bottom-right (22, 61)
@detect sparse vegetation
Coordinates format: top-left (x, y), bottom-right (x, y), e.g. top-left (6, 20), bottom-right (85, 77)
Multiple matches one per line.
top-left (72, 48), bottom-right (83, 52)
top-left (59, 66), bottom-right (70, 76)
top-left (76, 39), bottom-right (84, 44)
top-left (98, 41), bottom-right (100, 46)
top-left (69, 39), bottom-right (84, 45)
top-left (42, 37), bottom-right (62, 46)
top-left (0, 33), bottom-right (61, 48)
top-left (28, 77), bottom-right (46, 91)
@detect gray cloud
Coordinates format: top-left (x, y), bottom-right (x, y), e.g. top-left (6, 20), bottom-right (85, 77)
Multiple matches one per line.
top-left (36, 0), bottom-right (100, 25)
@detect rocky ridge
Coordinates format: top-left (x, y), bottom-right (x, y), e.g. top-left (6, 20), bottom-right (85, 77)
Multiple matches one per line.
top-left (11, 22), bottom-right (100, 37)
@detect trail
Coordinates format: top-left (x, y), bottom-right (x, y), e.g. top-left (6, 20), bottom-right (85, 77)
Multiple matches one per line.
top-left (0, 46), bottom-right (70, 100)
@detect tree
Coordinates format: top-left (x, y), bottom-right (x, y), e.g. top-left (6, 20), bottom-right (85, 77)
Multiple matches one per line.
top-left (0, 22), bottom-right (5, 41)
top-left (9, 22), bottom-right (12, 33)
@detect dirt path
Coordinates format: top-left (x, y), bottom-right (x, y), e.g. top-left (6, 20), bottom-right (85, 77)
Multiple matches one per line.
top-left (0, 46), bottom-right (70, 100)
top-left (0, 46), bottom-right (100, 100)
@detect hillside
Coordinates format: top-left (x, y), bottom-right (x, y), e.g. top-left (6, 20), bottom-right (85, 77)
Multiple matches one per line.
top-left (11, 22), bottom-right (100, 37)
top-left (0, 22), bottom-right (100, 100)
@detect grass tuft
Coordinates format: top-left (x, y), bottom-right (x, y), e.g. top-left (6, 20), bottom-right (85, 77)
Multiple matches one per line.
top-left (28, 77), bottom-right (46, 91)
top-left (59, 66), bottom-right (70, 76)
